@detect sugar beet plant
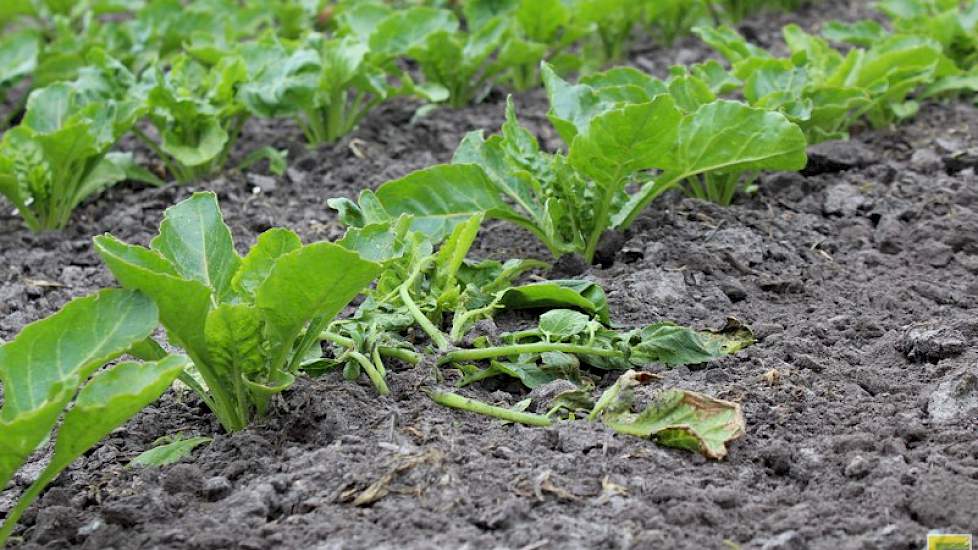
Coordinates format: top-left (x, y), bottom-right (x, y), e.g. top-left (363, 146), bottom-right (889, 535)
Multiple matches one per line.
top-left (694, 21), bottom-right (973, 141)
top-left (0, 52), bottom-right (156, 232)
top-left (333, 63), bottom-right (807, 262)
top-left (94, 192), bottom-right (381, 431)
top-left (0, 290), bottom-right (188, 545)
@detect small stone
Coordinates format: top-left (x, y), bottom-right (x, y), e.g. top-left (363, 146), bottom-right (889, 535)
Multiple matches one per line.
top-left (161, 463), bottom-right (203, 495)
top-left (719, 279), bottom-right (748, 302)
top-left (910, 148), bottom-right (943, 174)
top-left (248, 174), bottom-right (277, 193)
top-left (760, 530), bottom-right (808, 550)
top-left (927, 367), bottom-right (978, 423)
top-left (286, 167), bottom-right (307, 185)
top-left (752, 323), bottom-right (785, 341)
top-left (802, 140), bottom-right (875, 175)
top-left (896, 323), bottom-right (967, 363)
top-left (844, 455), bottom-right (873, 479)
top-left (823, 183), bottom-right (868, 216)
top-left (204, 476), bottom-right (231, 502)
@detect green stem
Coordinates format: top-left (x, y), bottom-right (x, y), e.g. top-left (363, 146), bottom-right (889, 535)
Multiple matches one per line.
top-left (393, 256), bottom-right (449, 351)
top-left (0, 465), bottom-right (54, 544)
top-left (449, 300), bottom-right (502, 343)
top-left (427, 389), bottom-right (553, 427)
top-left (319, 331), bottom-right (421, 365)
top-left (132, 126), bottom-right (188, 183)
top-left (439, 342), bottom-right (625, 366)
top-left (400, 283), bottom-right (450, 351)
top-left (348, 350), bottom-right (390, 395)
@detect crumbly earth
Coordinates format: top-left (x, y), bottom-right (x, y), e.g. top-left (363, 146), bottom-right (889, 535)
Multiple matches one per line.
top-left (2, 2), bottom-right (978, 549)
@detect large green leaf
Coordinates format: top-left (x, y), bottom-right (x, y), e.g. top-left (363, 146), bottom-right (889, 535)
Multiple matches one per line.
top-left (232, 228), bottom-right (302, 298)
top-left (373, 164), bottom-right (525, 241)
top-left (94, 234), bottom-right (213, 358)
top-left (150, 192), bottom-right (241, 303)
top-left (21, 84), bottom-right (76, 134)
top-left (569, 96), bottom-right (683, 185)
top-left (256, 243), bottom-right (381, 370)
top-left (0, 29), bottom-right (39, 88)
top-left (369, 7), bottom-right (458, 56)
top-left (500, 280), bottom-right (610, 325)
top-left (670, 100), bottom-right (808, 177)
top-left (0, 289), bottom-right (158, 490)
top-left (0, 356), bottom-right (186, 544)
top-left (615, 100), bottom-right (807, 229)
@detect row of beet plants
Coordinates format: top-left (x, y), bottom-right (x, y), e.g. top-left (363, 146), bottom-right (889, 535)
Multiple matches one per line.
top-left (0, 0), bottom-right (803, 232)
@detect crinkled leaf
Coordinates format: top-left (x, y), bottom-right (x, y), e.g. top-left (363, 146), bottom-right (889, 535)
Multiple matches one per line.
top-left (337, 216), bottom-right (414, 263)
top-left (668, 100), bottom-right (808, 177)
top-left (569, 96), bottom-right (683, 184)
top-left (205, 303), bottom-right (266, 392)
top-left (630, 319), bottom-right (754, 366)
top-left (603, 385), bottom-right (745, 460)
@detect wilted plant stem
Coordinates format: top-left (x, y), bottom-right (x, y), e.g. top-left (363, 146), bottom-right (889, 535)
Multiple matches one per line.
top-left (439, 342), bottom-right (625, 366)
top-left (427, 389), bottom-right (553, 426)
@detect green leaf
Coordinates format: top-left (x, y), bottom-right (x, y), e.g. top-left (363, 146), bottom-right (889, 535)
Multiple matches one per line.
top-left (821, 20), bottom-right (887, 47)
top-left (256, 243), bottom-right (381, 371)
top-left (94, 234), bottom-right (213, 358)
top-left (150, 192), bottom-right (242, 303)
top-left (459, 360), bottom-right (573, 389)
top-left (602, 383), bottom-right (745, 460)
top-left (0, 289), bottom-right (159, 490)
top-left (205, 303), bottom-right (266, 390)
top-left (160, 117), bottom-right (229, 168)
top-left (130, 435), bottom-right (212, 467)
top-left (538, 309), bottom-right (591, 340)
top-left (0, 29), bottom-right (39, 88)
top-left (242, 369), bottom-right (295, 399)
top-left (369, 7), bottom-right (458, 56)
top-left (337, 216), bottom-right (414, 263)
top-left (500, 280), bottom-right (611, 325)
top-left (29, 356), bottom-right (186, 502)
top-left (692, 25), bottom-right (769, 64)
top-left (372, 164), bottom-right (524, 242)
top-left (670, 100), bottom-right (808, 177)
top-left (434, 213), bottom-right (484, 293)
top-left (542, 62), bottom-right (608, 143)
top-left (232, 228), bottom-right (302, 298)
top-left (569, 96), bottom-right (683, 184)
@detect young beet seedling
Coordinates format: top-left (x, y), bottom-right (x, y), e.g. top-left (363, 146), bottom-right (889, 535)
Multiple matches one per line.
top-left (0, 289), bottom-right (188, 545)
top-left (94, 192), bottom-right (381, 432)
top-left (0, 52), bottom-right (156, 231)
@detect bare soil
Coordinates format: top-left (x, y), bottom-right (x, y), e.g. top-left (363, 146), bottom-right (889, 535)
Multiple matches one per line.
top-left (2, 1), bottom-right (977, 548)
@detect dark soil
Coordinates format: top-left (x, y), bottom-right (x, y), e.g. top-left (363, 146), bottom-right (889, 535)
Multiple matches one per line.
top-left (3, 2), bottom-right (978, 549)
